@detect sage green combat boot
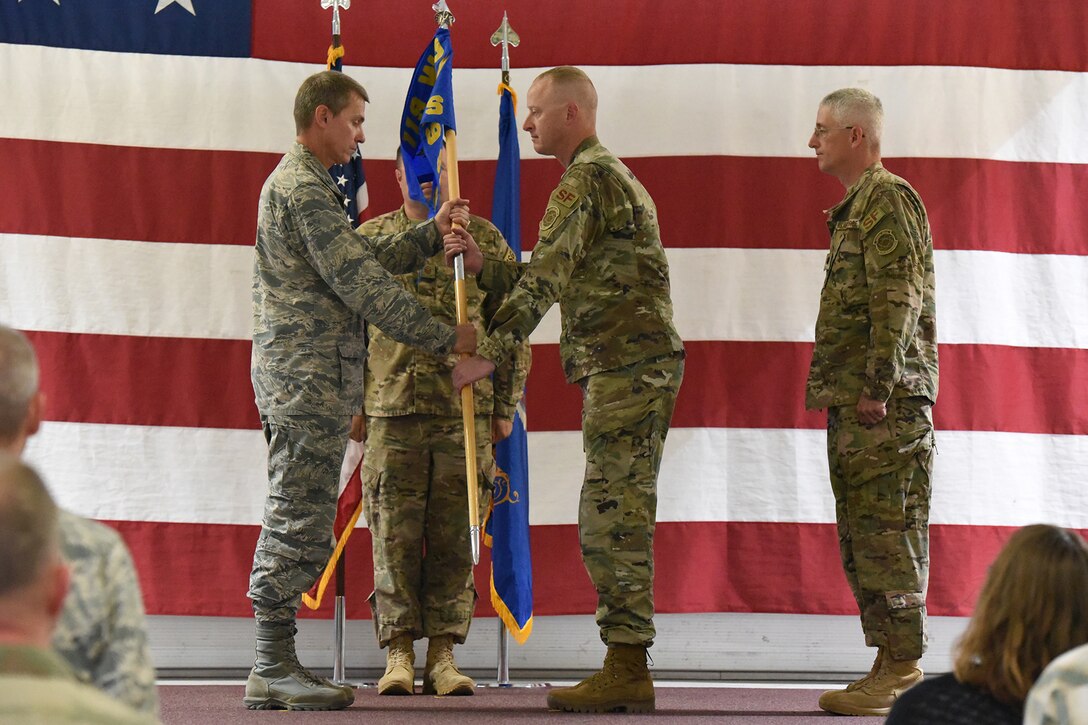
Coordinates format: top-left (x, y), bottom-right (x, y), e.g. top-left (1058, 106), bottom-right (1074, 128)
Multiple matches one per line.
top-left (422, 635), bottom-right (475, 696)
top-left (818, 656), bottom-right (922, 716)
top-left (378, 634), bottom-right (415, 695)
top-left (243, 622), bottom-right (354, 711)
top-left (546, 643), bottom-right (655, 713)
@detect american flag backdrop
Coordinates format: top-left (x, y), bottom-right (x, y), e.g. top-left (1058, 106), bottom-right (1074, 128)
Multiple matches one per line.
top-left (1, 1), bottom-right (1087, 626)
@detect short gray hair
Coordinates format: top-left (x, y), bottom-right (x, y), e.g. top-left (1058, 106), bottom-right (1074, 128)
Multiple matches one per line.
top-left (0, 326), bottom-right (39, 442)
top-left (0, 455), bottom-right (59, 597)
top-left (821, 88), bottom-right (883, 149)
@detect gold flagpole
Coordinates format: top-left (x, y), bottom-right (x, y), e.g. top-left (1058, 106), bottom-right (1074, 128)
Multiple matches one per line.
top-left (434, 0), bottom-right (481, 566)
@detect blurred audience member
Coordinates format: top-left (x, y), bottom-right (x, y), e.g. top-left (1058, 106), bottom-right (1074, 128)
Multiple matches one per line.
top-left (886, 524), bottom-right (1088, 724)
top-left (0, 455), bottom-right (157, 724)
top-left (1024, 641), bottom-right (1088, 724)
top-left (0, 325), bottom-right (158, 714)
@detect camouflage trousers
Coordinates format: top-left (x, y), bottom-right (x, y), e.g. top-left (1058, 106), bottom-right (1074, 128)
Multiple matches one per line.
top-left (579, 353), bottom-right (684, 648)
top-left (248, 414), bottom-right (351, 624)
top-left (362, 414), bottom-right (494, 647)
top-left (827, 396), bottom-right (934, 661)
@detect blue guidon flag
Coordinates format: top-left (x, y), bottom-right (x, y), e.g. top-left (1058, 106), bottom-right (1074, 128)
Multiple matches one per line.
top-left (398, 27), bottom-right (456, 216)
top-left (483, 82), bottom-right (533, 644)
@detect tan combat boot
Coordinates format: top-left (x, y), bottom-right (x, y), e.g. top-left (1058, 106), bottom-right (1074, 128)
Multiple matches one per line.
top-left (377, 634), bottom-right (415, 695)
top-left (845, 647), bottom-right (884, 692)
top-left (818, 655), bottom-right (923, 716)
top-left (546, 643), bottom-right (655, 713)
top-left (422, 635), bottom-right (475, 696)
top-left (243, 622), bottom-right (355, 711)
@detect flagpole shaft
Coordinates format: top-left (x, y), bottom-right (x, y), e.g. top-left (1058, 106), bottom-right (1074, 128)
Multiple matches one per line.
top-left (445, 128), bottom-right (481, 566)
top-left (332, 553), bottom-right (348, 684)
top-left (496, 620), bottom-right (511, 686)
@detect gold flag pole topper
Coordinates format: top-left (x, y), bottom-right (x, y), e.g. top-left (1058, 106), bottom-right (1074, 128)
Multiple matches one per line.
top-left (433, 0), bottom-right (481, 566)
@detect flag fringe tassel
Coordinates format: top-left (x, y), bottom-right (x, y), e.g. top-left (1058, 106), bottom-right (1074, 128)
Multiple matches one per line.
top-left (300, 502), bottom-right (363, 611)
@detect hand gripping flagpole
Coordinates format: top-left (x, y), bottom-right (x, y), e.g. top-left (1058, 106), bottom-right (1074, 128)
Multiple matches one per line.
top-left (433, 1), bottom-right (481, 567)
top-left (490, 11), bottom-right (520, 688)
top-left (321, 0), bottom-right (354, 688)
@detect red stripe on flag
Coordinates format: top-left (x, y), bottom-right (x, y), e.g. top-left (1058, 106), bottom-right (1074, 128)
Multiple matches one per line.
top-left (0, 138), bottom-right (278, 247)
top-left (250, 0), bottom-right (1088, 72)
top-left (5, 138), bottom-right (1087, 256)
top-left (28, 331), bottom-right (1088, 437)
top-left (27, 331), bottom-right (259, 430)
top-left (108, 518), bottom-right (1045, 619)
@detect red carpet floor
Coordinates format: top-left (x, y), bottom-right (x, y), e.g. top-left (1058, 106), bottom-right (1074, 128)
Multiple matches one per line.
top-left (159, 684), bottom-right (884, 723)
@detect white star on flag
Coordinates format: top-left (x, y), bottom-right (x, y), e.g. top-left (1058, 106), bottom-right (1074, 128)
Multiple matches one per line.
top-left (336, 174), bottom-right (348, 187)
top-left (18, 0), bottom-right (62, 5)
top-left (155, 0), bottom-right (196, 15)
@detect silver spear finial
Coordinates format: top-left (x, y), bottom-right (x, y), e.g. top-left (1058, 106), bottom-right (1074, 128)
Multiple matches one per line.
top-left (490, 12), bottom-right (520, 78)
top-left (321, 0), bottom-right (350, 36)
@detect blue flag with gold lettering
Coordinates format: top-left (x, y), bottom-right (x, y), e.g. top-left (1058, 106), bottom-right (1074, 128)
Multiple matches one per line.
top-left (484, 84), bottom-right (533, 643)
top-left (399, 28), bottom-right (455, 216)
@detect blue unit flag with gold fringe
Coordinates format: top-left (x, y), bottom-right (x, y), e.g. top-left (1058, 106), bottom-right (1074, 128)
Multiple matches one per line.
top-left (484, 83), bottom-right (533, 643)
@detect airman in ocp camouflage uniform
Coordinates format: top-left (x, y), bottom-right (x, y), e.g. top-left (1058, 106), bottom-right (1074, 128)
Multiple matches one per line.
top-left (452, 66), bottom-right (684, 714)
top-left (805, 88), bottom-right (938, 718)
top-left (53, 511), bottom-right (158, 716)
top-left (358, 151), bottom-right (530, 696)
top-left (245, 70), bottom-right (475, 712)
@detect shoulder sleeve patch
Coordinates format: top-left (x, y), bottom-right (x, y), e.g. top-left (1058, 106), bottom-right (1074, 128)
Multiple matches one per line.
top-left (540, 205), bottom-right (562, 233)
top-left (539, 178), bottom-right (586, 236)
top-left (860, 203), bottom-right (890, 234)
top-left (872, 228), bottom-right (899, 256)
top-left (552, 181), bottom-right (581, 209)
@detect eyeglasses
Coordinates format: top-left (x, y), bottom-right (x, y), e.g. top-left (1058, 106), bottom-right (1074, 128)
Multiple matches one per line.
top-left (812, 125), bottom-right (854, 138)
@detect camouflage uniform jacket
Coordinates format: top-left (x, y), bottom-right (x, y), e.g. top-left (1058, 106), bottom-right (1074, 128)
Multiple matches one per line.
top-left (477, 137), bottom-right (684, 382)
top-left (806, 163), bottom-right (938, 409)
top-left (358, 207), bottom-right (530, 420)
top-left (0, 644), bottom-right (158, 724)
top-left (252, 142), bottom-right (457, 416)
top-left (52, 510), bottom-right (158, 716)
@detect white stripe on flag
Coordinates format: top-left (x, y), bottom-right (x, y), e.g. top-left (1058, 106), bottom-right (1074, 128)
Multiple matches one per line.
top-left (22, 421), bottom-right (1088, 530)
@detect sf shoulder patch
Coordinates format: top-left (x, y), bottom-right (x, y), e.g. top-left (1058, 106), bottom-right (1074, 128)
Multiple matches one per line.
top-left (552, 182), bottom-right (580, 209)
top-left (873, 229), bottom-right (899, 256)
top-left (860, 204), bottom-right (889, 234)
top-left (540, 181), bottom-right (582, 234)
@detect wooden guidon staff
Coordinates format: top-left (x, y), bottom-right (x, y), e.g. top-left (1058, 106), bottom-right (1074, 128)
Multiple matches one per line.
top-left (433, 0), bottom-right (481, 566)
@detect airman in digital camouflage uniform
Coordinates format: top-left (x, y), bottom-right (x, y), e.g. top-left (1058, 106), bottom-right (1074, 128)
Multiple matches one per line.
top-left (53, 511), bottom-right (158, 715)
top-left (0, 457), bottom-right (157, 725)
top-left (357, 149), bottom-right (530, 697)
top-left (0, 325), bottom-right (158, 717)
top-left (451, 66), bottom-right (684, 714)
top-left (805, 88), bottom-right (938, 717)
top-left (245, 70), bottom-right (476, 711)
